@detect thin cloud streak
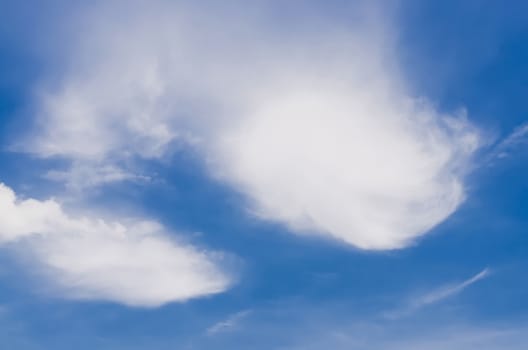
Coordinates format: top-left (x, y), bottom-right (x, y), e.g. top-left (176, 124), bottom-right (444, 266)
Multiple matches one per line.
top-left (384, 268), bottom-right (491, 319)
top-left (206, 310), bottom-right (252, 336)
top-left (486, 122), bottom-right (528, 165)
top-left (413, 268), bottom-right (490, 307)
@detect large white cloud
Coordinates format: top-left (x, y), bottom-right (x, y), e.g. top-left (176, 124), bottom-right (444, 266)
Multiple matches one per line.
top-left (0, 183), bottom-right (231, 307)
top-left (25, 1), bottom-right (482, 249)
top-left (211, 88), bottom-right (479, 249)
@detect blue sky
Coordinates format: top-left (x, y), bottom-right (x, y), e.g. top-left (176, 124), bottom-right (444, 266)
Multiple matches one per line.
top-left (0, 1), bottom-right (527, 349)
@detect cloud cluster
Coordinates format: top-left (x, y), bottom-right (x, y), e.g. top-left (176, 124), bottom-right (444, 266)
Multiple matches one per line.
top-left (26, 0), bottom-right (482, 250)
top-left (0, 183), bottom-right (230, 307)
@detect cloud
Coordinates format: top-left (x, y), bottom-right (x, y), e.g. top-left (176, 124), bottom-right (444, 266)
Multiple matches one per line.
top-left (486, 122), bottom-right (528, 163)
top-left (24, 0), bottom-right (482, 249)
top-left (499, 123), bottom-right (528, 148)
top-left (285, 324), bottom-right (527, 350)
top-left (410, 268), bottom-right (490, 307)
top-left (384, 268), bottom-right (491, 319)
top-left (210, 88), bottom-right (479, 250)
top-left (187, 297), bottom-right (526, 350)
top-left (206, 309), bottom-right (252, 336)
top-left (0, 183), bottom-right (231, 307)
top-left (44, 161), bottom-right (151, 190)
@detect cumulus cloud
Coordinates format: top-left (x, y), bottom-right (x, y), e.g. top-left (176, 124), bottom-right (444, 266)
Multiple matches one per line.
top-left (0, 183), bottom-right (231, 307)
top-left (25, 0), bottom-right (482, 249)
top-left (211, 85), bottom-right (479, 249)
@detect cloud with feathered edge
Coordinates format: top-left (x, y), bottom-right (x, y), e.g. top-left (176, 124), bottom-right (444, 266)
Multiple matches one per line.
top-left (0, 183), bottom-right (231, 307)
top-left (20, 0), bottom-right (483, 251)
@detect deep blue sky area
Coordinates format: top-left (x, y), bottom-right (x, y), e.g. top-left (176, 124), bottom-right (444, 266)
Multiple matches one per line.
top-left (0, 1), bottom-right (527, 349)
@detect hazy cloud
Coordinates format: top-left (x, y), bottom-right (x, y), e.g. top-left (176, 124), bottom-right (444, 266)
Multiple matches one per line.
top-left (25, 0), bottom-right (482, 249)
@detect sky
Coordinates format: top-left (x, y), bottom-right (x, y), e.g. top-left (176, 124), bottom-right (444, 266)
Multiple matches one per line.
top-left (0, 0), bottom-right (527, 348)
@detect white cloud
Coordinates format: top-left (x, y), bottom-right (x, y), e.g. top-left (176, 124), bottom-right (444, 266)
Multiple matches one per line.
top-left (497, 123), bottom-right (528, 150)
top-left (192, 298), bottom-right (525, 350)
top-left (206, 309), bottom-right (252, 336)
top-left (286, 324), bottom-right (527, 350)
top-left (0, 183), bottom-right (231, 307)
top-left (486, 122), bottom-right (528, 163)
top-left (25, 0), bottom-right (482, 249)
top-left (410, 268), bottom-right (490, 307)
top-left (210, 87), bottom-right (479, 250)
top-left (384, 268), bottom-right (490, 319)
top-left (45, 161), bottom-right (151, 190)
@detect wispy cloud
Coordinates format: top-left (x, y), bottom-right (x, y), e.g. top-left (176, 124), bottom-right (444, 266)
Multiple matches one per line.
top-left (500, 123), bottom-right (528, 148)
top-left (24, 0), bottom-right (482, 250)
top-left (384, 268), bottom-right (491, 319)
top-left (411, 268), bottom-right (490, 308)
top-left (284, 323), bottom-right (527, 350)
top-left (44, 161), bottom-right (152, 191)
top-left (206, 310), bottom-right (252, 336)
top-left (486, 122), bottom-right (528, 164)
top-left (192, 295), bottom-right (525, 350)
